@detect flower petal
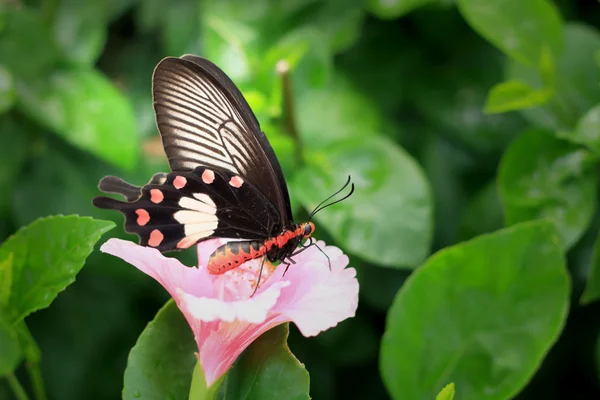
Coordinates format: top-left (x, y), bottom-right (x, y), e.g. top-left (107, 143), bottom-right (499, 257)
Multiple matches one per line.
top-left (100, 238), bottom-right (214, 298)
top-left (178, 281), bottom-right (290, 323)
top-left (272, 245), bottom-right (359, 337)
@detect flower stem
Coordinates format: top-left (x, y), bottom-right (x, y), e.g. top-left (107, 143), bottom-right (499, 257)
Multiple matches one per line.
top-left (6, 373), bottom-right (31, 400)
top-left (276, 60), bottom-right (304, 167)
top-left (26, 363), bottom-right (47, 400)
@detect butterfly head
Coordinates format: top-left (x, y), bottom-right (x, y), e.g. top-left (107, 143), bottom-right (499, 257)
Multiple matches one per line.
top-left (302, 222), bottom-right (315, 238)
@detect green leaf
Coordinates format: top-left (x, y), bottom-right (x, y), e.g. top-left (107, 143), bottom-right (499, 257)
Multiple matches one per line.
top-left (0, 311), bottom-right (21, 375)
top-left (52, 0), bottom-right (108, 65)
top-left (16, 68), bottom-right (140, 170)
top-left (0, 9), bottom-right (60, 79)
top-left (568, 103), bottom-right (600, 156)
top-left (188, 362), bottom-right (224, 400)
top-left (365, 0), bottom-right (438, 19)
top-left (219, 324), bottom-right (310, 400)
top-left (484, 80), bottom-right (552, 114)
top-left (0, 65), bottom-right (14, 113)
top-left (436, 383), bottom-right (456, 400)
top-left (0, 253), bottom-right (12, 307)
top-left (297, 75), bottom-right (381, 148)
top-left (506, 23), bottom-right (600, 131)
top-left (293, 136), bottom-right (432, 268)
top-left (123, 299), bottom-right (197, 400)
top-left (380, 221), bottom-right (570, 400)
top-left (457, 0), bottom-right (563, 66)
top-left (498, 130), bottom-right (596, 249)
top-left (0, 215), bottom-right (115, 323)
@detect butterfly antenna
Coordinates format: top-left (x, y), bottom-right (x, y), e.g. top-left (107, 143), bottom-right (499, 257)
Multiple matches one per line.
top-left (309, 176), bottom-right (354, 220)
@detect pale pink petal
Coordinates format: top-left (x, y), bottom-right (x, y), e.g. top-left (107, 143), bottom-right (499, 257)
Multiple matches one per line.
top-left (273, 251), bottom-right (359, 337)
top-left (100, 238), bottom-right (214, 298)
top-left (177, 280), bottom-right (290, 323)
top-left (198, 316), bottom-right (286, 385)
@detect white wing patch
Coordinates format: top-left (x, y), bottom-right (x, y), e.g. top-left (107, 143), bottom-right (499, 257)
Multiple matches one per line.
top-left (174, 193), bottom-right (218, 238)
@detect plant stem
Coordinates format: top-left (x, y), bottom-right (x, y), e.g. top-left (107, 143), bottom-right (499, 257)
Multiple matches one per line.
top-left (276, 60), bottom-right (304, 167)
top-left (6, 373), bottom-right (30, 400)
top-left (26, 363), bottom-right (47, 400)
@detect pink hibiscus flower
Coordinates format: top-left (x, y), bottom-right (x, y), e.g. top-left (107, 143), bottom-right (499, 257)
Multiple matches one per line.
top-left (100, 237), bottom-right (359, 386)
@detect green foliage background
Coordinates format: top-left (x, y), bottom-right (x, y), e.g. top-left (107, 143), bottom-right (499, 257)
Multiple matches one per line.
top-left (1, 0), bottom-right (600, 399)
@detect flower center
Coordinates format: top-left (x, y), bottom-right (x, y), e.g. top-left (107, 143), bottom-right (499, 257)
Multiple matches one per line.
top-left (214, 259), bottom-right (277, 300)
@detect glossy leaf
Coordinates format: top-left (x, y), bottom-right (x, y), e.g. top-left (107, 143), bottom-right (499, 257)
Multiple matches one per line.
top-left (365, 0), bottom-right (438, 19)
top-left (0, 215), bottom-right (115, 323)
top-left (123, 299), bottom-right (197, 400)
top-left (0, 311), bottom-right (21, 375)
top-left (380, 221), bottom-right (570, 399)
top-left (569, 103), bottom-right (600, 155)
top-left (0, 65), bottom-right (14, 113)
top-left (0, 9), bottom-right (60, 79)
top-left (506, 23), bottom-right (600, 131)
top-left (16, 68), bottom-right (140, 170)
top-left (457, 0), bottom-right (563, 66)
top-left (581, 231), bottom-right (600, 305)
top-left (293, 136), bottom-right (432, 268)
top-left (436, 383), bottom-right (456, 400)
top-left (484, 80), bottom-right (552, 114)
top-left (218, 324), bottom-right (310, 400)
top-left (498, 130), bottom-right (596, 249)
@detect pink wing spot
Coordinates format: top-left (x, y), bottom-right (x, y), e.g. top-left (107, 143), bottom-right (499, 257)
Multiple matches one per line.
top-left (148, 229), bottom-right (164, 247)
top-left (202, 169), bottom-right (215, 184)
top-left (177, 236), bottom-right (196, 249)
top-left (173, 176), bottom-right (187, 189)
top-left (229, 176), bottom-right (244, 188)
top-left (150, 189), bottom-right (164, 204)
top-left (135, 209), bottom-right (150, 226)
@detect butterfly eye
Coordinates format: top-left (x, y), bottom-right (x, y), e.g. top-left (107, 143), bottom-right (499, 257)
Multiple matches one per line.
top-left (304, 222), bottom-right (315, 237)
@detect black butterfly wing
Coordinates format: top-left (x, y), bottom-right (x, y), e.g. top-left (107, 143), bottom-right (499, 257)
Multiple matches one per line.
top-left (93, 166), bottom-right (280, 252)
top-left (152, 55), bottom-right (293, 226)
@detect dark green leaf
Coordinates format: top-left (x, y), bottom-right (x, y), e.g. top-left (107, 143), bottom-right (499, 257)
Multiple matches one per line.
top-left (580, 231), bottom-right (600, 305)
top-left (457, 0), bottom-right (563, 66)
top-left (365, 0), bottom-right (438, 19)
top-left (219, 324), bottom-right (310, 400)
top-left (459, 180), bottom-right (504, 241)
top-left (498, 130), bottom-right (596, 249)
top-left (380, 221), bottom-right (570, 399)
top-left (0, 311), bottom-right (21, 375)
top-left (0, 9), bottom-right (60, 79)
top-left (0, 215), bottom-right (115, 323)
top-left (123, 299), bottom-right (197, 400)
top-left (484, 80), bottom-right (552, 114)
top-left (0, 65), bottom-right (14, 113)
top-left (0, 116), bottom-right (28, 213)
top-left (293, 136), bottom-right (432, 268)
top-left (506, 23), bottom-right (600, 131)
top-left (436, 383), bottom-right (455, 400)
top-left (568, 103), bottom-right (600, 155)
top-left (16, 68), bottom-right (140, 170)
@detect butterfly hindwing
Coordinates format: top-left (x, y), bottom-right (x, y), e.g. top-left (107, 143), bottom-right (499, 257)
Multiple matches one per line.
top-left (93, 167), bottom-right (280, 252)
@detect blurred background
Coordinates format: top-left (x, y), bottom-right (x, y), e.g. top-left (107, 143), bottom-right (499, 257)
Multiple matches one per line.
top-left (1, 0), bottom-right (600, 399)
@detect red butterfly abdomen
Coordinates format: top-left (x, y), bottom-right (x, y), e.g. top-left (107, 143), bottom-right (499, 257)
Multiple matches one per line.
top-left (208, 240), bottom-right (266, 274)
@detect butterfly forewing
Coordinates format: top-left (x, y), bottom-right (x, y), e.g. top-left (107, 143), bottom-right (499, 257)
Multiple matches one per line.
top-left (152, 55), bottom-right (293, 225)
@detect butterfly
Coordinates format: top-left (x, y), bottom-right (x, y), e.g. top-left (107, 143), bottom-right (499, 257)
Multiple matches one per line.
top-left (93, 55), bottom-right (353, 280)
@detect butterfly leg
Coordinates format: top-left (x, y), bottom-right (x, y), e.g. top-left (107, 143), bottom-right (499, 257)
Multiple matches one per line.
top-left (250, 256), bottom-right (268, 298)
top-left (289, 239), bottom-right (331, 271)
